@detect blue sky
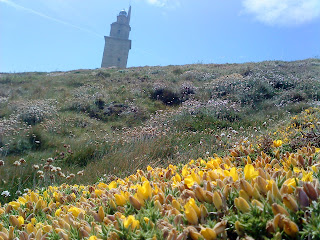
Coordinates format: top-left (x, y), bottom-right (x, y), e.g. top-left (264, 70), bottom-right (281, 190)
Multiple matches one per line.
top-left (1, 0), bottom-right (320, 72)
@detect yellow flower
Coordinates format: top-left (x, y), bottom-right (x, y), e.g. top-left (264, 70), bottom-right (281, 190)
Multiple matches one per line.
top-left (200, 228), bottom-right (217, 240)
top-left (293, 167), bottom-right (301, 173)
top-left (184, 171), bottom-right (201, 188)
top-left (185, 198), bottom-right (201, 217)
top-left (137, 181), bottom-right (152, 200)
top-left (284, 178), bottom-right (297, 188)
top-left (55, 208), bottom-right (62, 217)
top-left (95, 189), bottom-right (103, 197)
top-left (53, 191), bottom-right (61, 202)
top-left (273, 140), bottom-right (283, 147)
top-left (266, 179), bottom-right (275, 191)
top-left (26, 223), bottom-right (36, 234)
top-left (182, 167), bottom-right (189, 176)
top-left (31, 217), bottom-right (36, 225)
top-left (8, 201), bottom-right (20, 210)
top-left (172, 173), bottom-right (181, 182)
top-left (97, 182), bottom-right (108, 189)
top-left (184, 174), bottom-right (196, 188)
top-left (244, 164), bottom-right (259, 180)
top-left (312, 165), bottom-right (318, 173)
top-left (68, 206), bottom-right (84, 217)
top-left (108, 181), bottom-right (117, 190)
top-left (88, 236), bottom-right (98, 240)
top-left (229, 167), bottom-right (239, 181)
top-left (115, 191), bottom-right (129, 206)
top-left (184, 203), bottom-right (198, 225)
top-left (18, 216), bottom-right (24, 225)
top-left (18, 197), bottom-right (27, 205)
top-left (123, 215), bottom-right (140, 230)
top-left (143, 217), bottom-right (150, 224)
top-left (302, 171), bottom-right (313, 182)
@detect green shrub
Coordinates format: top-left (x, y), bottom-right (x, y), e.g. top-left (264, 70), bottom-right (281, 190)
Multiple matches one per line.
top-left (150, 87), bottom-right (182, 106)
top-left (172, 67), bottom-right (183, 75)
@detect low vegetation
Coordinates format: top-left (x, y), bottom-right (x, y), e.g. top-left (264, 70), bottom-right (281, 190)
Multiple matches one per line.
top-left (0, 59), bottom-right (320, 239)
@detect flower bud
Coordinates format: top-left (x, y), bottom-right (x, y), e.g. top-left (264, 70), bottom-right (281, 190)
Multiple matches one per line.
top-left (252, 185), bottom-right (262, 200)
top-left (200, 204), bottom-right (208, 219)
top-left (251, 199), bottom-right (264, 210)
top-left (266, 192), bottom-right (274, 206)
top-left (213, 220), bottom-right (227, 235)
top-left (129, 196), bottom-right (142, 210)
top-left (19, 231), bottom-right (29, 240)
top-left (235, 221), bottom-right (244, 236)
top-left (200, 227), bottom-right (217, 240)
top-left (272, 181), bottom-right (282, 201)
top-left (185, 205), bottom-right (198, 225)
top-left (282, 194), bottom-right (298, 212)
top-left (240, 179), bottom-right (254, 197)
top-left (195, 186), bottom-right (206, 202)
top-left (239, 189), bottom-right (250, 202)
top-left (266, 220), bottom-right (275, 235)
top-left (222, 185), bottom-right (231, 200)
top-left (9, 215), bottom-right (20, 228)
top-left (9, 226), bottom-right (14, 240)
top-left (256, 176), bottom-right (268, 195)
top-left (188, 226), bottom-right (202, 240)
top-left (273, 213), bottom-right (284, 230)
top-left (295, 187), bottom-right (309, 209)
top-left (271, 203), bottom-right (289, 216)
top-left (283, 219), bottom-right (299, 238)
top-left (154, 200), bottom-right (162, 212)
top-left (303, 182), bottom-right (318, 201)
top-left (98, 206), bottom-right (105, 222)
top-left (204, 191), bottom-right (214, 204)
top-left (235, 197), bottom-right (250, 213)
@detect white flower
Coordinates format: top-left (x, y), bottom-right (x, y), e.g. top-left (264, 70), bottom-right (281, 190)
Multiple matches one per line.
top-left (1, 190), bottom-right (10, 197)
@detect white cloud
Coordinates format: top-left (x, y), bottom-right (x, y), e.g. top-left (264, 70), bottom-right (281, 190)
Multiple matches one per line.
top-left (135, 0), bottom-right (180, 8)
top-left (147, 0), bottom-right (166, 7)
top-left (242, 0), bottom-right (320, 26)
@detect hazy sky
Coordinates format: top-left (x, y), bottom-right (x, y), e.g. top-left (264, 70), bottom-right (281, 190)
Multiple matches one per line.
top-left (1, 0), bottom-right (320, 72)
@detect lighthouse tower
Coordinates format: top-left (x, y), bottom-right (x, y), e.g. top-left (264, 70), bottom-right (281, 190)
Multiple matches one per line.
top-left (101, 6), bottom-right (132, 68)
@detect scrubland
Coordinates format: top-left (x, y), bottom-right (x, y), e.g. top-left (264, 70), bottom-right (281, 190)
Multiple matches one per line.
top-left (0, 59), bottom-right (320, 239)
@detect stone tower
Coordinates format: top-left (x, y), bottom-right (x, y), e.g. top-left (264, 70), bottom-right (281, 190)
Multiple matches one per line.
top-left (101, 6), bottom-right (132, 68)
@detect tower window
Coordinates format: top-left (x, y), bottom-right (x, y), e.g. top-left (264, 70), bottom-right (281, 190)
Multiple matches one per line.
top-left (118, 58), bottom-right (121, 62)
top-left (118, 30), bottom-right (121, 34)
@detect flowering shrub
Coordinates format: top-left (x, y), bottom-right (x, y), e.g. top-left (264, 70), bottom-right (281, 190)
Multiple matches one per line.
top-left (0, 142), bottom-right (319, 239)
top-left (12, 100), bottom-right (58, 125)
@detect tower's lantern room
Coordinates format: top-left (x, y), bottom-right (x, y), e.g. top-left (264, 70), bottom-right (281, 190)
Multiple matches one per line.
top-left (101, 6), bottom-right (132, 68)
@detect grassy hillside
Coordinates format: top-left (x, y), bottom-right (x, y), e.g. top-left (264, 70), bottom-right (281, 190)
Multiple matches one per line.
top-left (1, 59), bottom-right (320, 239)
top-left (1, 59), bottom-right (320, 203)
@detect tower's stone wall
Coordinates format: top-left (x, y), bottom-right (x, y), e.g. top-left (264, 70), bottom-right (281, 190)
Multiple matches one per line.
top-left (101, 8), bottom-right (131, 68)
top-left (101, 37), bottom-right (131, 69)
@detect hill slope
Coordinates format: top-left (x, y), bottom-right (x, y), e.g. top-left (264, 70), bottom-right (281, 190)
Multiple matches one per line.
top-left (0, 59), bottom-right (320, 239)
top-left (0, 59), bottom-right (320, 202)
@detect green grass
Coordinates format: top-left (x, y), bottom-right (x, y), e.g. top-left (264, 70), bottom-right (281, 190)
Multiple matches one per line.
top-left (1, 58), bottom-right (320, 203)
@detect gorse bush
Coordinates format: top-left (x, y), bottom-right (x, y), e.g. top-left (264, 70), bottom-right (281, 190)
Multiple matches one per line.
top-left (1, 114), bottom-right (320, 239)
